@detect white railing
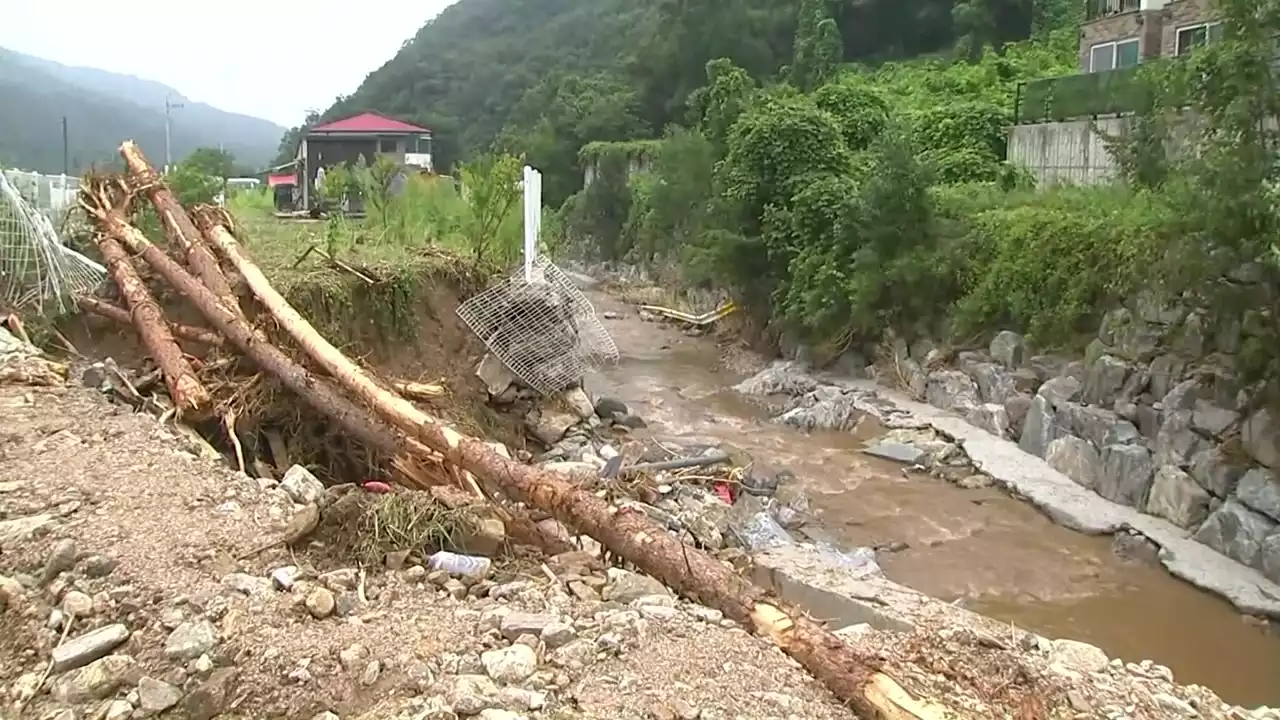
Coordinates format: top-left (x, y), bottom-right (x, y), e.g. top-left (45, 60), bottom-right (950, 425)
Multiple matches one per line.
top-left (1, 170), bottom-right (80, 217)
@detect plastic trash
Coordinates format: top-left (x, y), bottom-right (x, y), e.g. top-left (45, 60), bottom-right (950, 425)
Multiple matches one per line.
top-left (815, 542), bottom-right (882, 580)
top-left (426, 551), bottom-right (492, 578)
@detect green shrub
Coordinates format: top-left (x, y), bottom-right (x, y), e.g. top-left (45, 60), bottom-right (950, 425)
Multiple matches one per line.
top-left (950, 185), bottom-right (1167, 345)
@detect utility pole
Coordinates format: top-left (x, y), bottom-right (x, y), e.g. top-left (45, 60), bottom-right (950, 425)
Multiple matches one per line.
top-left (61, 117), bottom-right (68, 175)
top-left (164, 95), bottom-right (184, 172)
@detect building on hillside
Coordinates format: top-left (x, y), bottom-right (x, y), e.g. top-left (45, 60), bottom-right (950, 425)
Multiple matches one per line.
top-left (1080, 0), bottom-right (1219, 73)
top-left (1006, 0), bottom-right (1222, 186)
top-left (294, 111), bottom-right (433, 213)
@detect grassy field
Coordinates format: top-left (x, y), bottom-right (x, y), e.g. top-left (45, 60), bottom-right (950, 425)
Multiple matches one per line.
top-left (223, 169), bottom-right (525, 295)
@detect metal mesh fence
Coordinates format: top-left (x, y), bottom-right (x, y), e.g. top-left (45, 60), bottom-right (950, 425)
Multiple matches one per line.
top-left (457, 256), bottom-right (618, 394)
top-left (0, 172), bottom-right (106, 316)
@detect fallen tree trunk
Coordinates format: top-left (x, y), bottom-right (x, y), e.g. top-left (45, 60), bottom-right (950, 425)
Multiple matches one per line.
top-left (118, 141), bottom-right (243, 318)
top-left (190, 210), bottom-right (942, 718)
top-left (77, 296), bottom-right (224, 347)
top-left (92, 233), bottom-right (211, 418)
top-left (87, 191), bottom-right (572, 556)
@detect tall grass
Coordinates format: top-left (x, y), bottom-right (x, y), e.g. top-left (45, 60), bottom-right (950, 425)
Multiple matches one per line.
top-left (225, 156), bottom-right (527, 275)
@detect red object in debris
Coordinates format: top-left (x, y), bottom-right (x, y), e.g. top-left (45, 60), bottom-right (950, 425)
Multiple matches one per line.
top-left (361, 480), bottom-right (394, 494)
top-left (712, 482), bottom-right (734, 504)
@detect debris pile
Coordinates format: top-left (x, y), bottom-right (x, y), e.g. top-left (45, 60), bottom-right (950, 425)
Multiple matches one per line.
top-left (38, 140), bottom-right (950, 717)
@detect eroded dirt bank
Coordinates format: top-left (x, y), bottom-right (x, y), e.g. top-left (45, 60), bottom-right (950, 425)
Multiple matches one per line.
top-left (581, 288), bottom-right (1280, 708)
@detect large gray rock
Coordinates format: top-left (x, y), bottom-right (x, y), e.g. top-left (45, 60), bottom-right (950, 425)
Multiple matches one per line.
top-left (925, 370), bottom-right (980, 414)
top-left (164, 619), bottom-right (218, 660)
top-left (1242, 407), bottom-right (1280, 470)
top-left (1193, 500), bottom-right (1277, 569)
top-left (1154, 411), bottom-right (1209, 470)
top-left (51, 655), bottom-right (139, 703)
top-left (1160, 379), bottom-right (1199, 412)
top-left (1261, 531), bottom-right (1280, 584)
top-left (989, 331), bottom-right (1026, 368)
top-left (1236, 467), bottom-right (1280, 522)
top-left (1017, 395), bottom-right (1056, 458)
top-left (1147, 355), bottom-right (1186, 402)
top-left (51, 624), bottom-right (130, 673)
top-left (1045, 436), bottom-right (1101, 490)
top-left (965, 403), bottom-right (1010, 438)
top-left (968, 363), bottom-right (1017, 405)
top-left (1188, 448), bottom-right (1246, 498)
top-left (1146, 466), bottom-right (1212, 529)
top-left (1004, 393), bottom-right (1033, 439)
top-left (1082, 355), bottom-right (1130, 406)
top-left (1036, 376), bottom-right (1081, 408)
top-left (1191, 400), bottom-right (1238, 439)
top-left (1056, 404), bottom-right (1138, 449)
top-left (734, 361), bottom-right (818, 397)
top-left (1135, 403), bottom-right (1162, 440)
top-left (1025, 355), bottom-right (1067, 381)
top-left (1113, 316), bottom-right (1163, 362)
top-left (777, 386), bottom-right (866, 432)
top-left (1098, 444), bottom-right (1155, 508)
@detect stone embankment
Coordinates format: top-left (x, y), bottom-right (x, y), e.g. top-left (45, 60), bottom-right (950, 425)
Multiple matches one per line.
top-left (732, 288), bottom-right (1280, 619)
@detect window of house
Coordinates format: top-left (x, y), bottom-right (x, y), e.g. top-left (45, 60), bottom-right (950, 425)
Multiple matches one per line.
top-left (1176, 21), bottom-right (1225, 55)
top-left (1089, 38), bottom-right (1140, 72)
top-left (378, 138), bottom-right (398, 153)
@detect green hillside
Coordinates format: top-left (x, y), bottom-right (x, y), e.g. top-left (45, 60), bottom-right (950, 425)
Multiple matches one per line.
top-left (312, 0), bottom-right (1041, 184)
top-left (0, 48), bottom-right (285, 174)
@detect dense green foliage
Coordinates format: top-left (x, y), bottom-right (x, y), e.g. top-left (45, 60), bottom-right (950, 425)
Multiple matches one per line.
top-left (0, 47), bottom-right (284, 174)
top-left (304, 0), bottom-right (1053, 183)
top-left (295, 0), bottom-right (1280, 405)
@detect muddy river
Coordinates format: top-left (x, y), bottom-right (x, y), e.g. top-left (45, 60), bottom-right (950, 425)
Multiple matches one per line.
top-left (583, 290), bottom-right (1280, 707)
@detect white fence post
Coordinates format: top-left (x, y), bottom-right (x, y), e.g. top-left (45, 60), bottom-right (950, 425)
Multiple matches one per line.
top-left (522, 165), bottom-right (542, 282)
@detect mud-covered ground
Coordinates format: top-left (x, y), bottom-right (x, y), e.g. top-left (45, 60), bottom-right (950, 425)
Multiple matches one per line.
top-left (0, 355), bottom-right (1274, 719)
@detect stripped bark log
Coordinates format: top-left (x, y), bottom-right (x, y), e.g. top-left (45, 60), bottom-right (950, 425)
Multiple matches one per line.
top-left (92, 234), bottom-right (211, 417)
top-left (77, 296), bottom-right (224, 347)
top-left (190, 211), bottom-right (943, 718)
top-left (118, 141), bottom-right (243, 319)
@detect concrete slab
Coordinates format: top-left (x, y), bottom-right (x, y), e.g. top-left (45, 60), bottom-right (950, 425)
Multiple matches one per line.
top-left (752, 544), bottom-right (1008, 635)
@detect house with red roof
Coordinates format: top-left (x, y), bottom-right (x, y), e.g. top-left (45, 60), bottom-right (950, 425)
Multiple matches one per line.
top-left (295, 111), bottom-right (432, 212)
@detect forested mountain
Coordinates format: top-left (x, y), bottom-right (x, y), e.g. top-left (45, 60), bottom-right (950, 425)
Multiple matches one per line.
top-left (313, 0), bottom-right (1045, 195)
top-left (0, 48), bottom-right (285, 174)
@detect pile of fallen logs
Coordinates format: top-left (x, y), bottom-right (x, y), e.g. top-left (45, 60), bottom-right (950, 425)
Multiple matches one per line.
top-left (73, 141), bottom-right (943, 719)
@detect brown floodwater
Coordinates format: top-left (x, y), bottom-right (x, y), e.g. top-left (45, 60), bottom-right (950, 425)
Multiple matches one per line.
top-left (584, 291), bottom-right (1280, 707)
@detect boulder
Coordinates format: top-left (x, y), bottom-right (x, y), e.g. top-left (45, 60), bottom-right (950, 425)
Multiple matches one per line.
top-left (1188, 448), bottom-right (1246, 498)
top-left (1193, 500), bottom-right (1277, 569)
top-left (1146, 466), bottom-right (1212, 529)
top-left (1003, 393), bottom-right (1033, 439)
top-left (1036, 376), bottom-right (1081, 409)
top-left (1154, 411), bottom-right (1209, 470)
top-left (1082, 355), bottom-right (1130, 406)
top-left (1017, 395), bottom-right (1056, 458)
top-left (1098, 444), bottom-right (1155, 508)
top-left (1243, 407), bottom-right (1280, 471)
top-left (1236, 467), bottom-right (1280, 522)
top-left (969, 363), bottom-right (1017, 405)
top-left (989, 331), bottom-right (1026, 368)
top-left (1045, 436), bottom-right (1101, 490)
top-left (924, 370), bottom-right (980, 414)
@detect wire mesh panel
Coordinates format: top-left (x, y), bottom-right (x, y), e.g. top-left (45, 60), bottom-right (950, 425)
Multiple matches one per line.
top-left (457, 256), bottom-right (619, 394)
top-left (0, 172), bottom-right (106, 316)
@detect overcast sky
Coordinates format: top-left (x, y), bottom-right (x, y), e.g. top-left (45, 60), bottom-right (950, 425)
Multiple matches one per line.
top-left (0, 0), bottom-right (455, 128)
